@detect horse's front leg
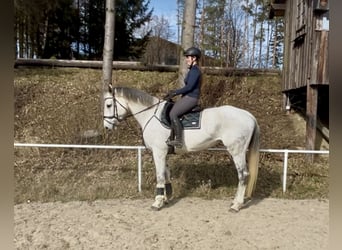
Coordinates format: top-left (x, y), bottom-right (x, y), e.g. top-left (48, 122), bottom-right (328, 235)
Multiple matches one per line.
top-left (151, 148), bottom-right (170, 211)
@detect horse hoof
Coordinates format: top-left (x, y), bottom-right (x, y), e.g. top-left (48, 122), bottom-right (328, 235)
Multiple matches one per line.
top-left (151, 205), bottom-right (162, 211)
top-left (151, 195), bottom-right (165, 211)
top-left (229, 203), bottom-right (241, 213)
top-left (229, 207), bottom-right (240, 213)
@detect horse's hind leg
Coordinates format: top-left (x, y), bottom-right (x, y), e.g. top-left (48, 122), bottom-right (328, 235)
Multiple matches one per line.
top-left (164, 166), bottom-right (173, 202)
top-left (230, 152), bottom-right (249, 212)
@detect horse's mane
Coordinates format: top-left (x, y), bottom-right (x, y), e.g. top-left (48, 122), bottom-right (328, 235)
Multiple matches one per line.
top-left (114, 87), bottom-right (156, 106)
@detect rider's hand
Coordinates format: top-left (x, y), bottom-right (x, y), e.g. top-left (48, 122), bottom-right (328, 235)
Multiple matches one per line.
top-left (163, 90), bottom-right (176, 100)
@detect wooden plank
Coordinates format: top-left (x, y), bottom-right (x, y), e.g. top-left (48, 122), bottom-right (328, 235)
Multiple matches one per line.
top-left (14, 59), bottom-right (178, 72)
top-left (13, 59), bottom-right (281, 76)
top-left (316, 30), bottom-right (329, 84)
top-left (317, 119), bottom-right (329, 142)
top-left (271, 3), bottom-right (286, 10)
top-left (305, 85), bottom-right (318, 162)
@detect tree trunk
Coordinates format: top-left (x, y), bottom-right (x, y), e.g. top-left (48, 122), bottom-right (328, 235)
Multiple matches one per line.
top-left (250, 4), bottom-right (257, 68)
top-left (19, 18), bottom-right (24, 58)
top-left (258, 22), bottom-right (263, 68)
top-left (41, 17), bottom-right (49, 59)
top-left (266, 21), bottom-right (271, 68)
top-left (178, 0), bottom-right (197, 87)
top-left (102, 0), bottom-right (115, 111)
top-left (272, 21), bottom-right (278, 68)
top-left (243, 0), bottom-right (249, 67)
top-left (199, 0), bottom-right (205, 65)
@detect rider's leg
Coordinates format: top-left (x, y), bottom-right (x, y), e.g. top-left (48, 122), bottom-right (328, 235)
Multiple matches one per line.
top-left (167, 96), bottom-right (198, 148)
top-left (167, 117), bottom-right (183, 147)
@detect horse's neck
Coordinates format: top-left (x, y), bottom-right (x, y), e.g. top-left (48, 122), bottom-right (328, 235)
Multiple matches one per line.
top-left (127, 99), bottom-right (159, 128)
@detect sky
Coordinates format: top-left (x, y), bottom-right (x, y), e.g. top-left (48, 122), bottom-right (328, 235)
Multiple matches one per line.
top-left (149, 0), bottom-right (178, 18)
top-left (148, 0), bottom-right (179, 42)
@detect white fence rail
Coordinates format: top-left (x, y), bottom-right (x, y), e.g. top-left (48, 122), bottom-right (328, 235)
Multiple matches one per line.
top-left (209, 148), bottom-right (329, 192)
top-left (14, 143), bottom-right (329, 193)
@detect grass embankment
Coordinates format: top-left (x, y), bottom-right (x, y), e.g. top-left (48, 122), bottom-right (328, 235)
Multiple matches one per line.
top-left (14, 68), bottom-right (328, 204)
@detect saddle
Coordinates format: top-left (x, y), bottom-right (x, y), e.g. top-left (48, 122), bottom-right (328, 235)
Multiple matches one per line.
top-left (161, 100), bottom-right (202, 129)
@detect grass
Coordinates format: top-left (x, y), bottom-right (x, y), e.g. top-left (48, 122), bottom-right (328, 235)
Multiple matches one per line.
top-left (14, 68), bottom-right (329, 204)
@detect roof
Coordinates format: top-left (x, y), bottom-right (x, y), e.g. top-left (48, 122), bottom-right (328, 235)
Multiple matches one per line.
top-left (269, 0), bottom-right (286, 19)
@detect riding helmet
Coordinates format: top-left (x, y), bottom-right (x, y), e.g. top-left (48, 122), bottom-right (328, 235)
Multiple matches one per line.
top-left (184, 47), bottom-right (201, 59)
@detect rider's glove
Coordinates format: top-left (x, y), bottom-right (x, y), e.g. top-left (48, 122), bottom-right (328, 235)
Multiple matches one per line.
top-left (163, 90), bottom-right (176, 100)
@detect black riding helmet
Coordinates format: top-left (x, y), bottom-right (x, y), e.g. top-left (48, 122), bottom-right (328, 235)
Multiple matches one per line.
top-left (183, 47), bottom-right (201, 59)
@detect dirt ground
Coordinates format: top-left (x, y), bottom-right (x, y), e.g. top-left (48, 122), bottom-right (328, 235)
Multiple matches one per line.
top-left (14, 197), bottom-right (328, 250)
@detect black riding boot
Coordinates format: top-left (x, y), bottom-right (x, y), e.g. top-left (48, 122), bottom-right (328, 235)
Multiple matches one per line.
top-left (167, 118), bottom-right (183, 148)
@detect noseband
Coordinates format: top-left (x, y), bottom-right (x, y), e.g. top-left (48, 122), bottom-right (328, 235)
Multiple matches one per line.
top-left (103, 95), bottom-right (127, 124)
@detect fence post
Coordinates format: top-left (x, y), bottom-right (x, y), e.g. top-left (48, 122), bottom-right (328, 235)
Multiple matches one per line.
top-left (283, 150), bottom-right (289, 193)
top-left (138, 147), bottom-right (142, 192)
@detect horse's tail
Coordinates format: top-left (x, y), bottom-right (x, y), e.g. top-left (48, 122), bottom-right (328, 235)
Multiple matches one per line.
top-left (245, 120), bottom-right (260, 198)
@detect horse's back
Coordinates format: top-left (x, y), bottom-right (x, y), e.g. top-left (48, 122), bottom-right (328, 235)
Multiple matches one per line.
top-left (182, 105), bottom-right (257, 151)
top-left (203, 105), bottom-right (256, 124)
top-left (200, 105), bottom-right (257, 138)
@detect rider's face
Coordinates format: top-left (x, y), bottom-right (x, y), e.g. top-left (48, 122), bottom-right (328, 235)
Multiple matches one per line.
top-left (185, 55), bottom-right (196, 66)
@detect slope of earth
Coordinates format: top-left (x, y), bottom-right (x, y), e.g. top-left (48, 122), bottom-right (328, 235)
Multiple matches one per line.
top-left (14, 68), bottom-right (329, 203)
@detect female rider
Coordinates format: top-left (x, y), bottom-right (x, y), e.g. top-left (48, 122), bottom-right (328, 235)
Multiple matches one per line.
top-left (164, 47), bottom-right (202, 148)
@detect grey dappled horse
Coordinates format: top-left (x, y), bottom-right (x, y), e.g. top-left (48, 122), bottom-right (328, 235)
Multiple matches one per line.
top-left (103, 87), bottom-right (260, 212)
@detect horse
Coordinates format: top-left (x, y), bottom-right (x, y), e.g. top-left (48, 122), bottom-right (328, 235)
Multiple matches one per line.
top-left (103, 87), bottom-right (260, 212)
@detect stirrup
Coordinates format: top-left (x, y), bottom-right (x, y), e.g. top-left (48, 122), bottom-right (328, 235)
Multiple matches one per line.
top-left (166, 139), bottom-right (183, 148)
top-left (167, 145), bottom-right (175, 154)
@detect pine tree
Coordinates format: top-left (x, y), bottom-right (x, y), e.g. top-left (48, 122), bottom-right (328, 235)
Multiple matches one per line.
top-left (114, 0), bottom-right (152, 60)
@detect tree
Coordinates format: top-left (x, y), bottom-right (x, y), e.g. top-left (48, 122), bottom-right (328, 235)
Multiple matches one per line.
top-left (114, 0), bottom-right (152, 60)
top-left (241, 0), bottom-right (252, 67)
top-left (43, 0), bottom-right (79, 59)
top-left (14, 0), bottom-right (78, 59)
top-left (102, 0), bottom-right (115, 110)
top-left (176, 0), bottom-right (185, 45)
top-left (77, 0), bottom-right (152, 60)
top-left (197, 0), bottom-right (244, 67)
top-left (178, 0), bottom-right (197, 86)
top-left (14, 0), bottom-right (284, 68)
top-left (14, 0), bottom-right (152, 60)
top-left (140, 15), bottom-right (176, 65)
top-left (77, 0), bottom-right (106, 59)
top-left (269, 17), bottom-right (284, 69)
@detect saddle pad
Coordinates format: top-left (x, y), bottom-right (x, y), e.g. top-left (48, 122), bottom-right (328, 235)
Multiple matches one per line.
top-left (160, 101), bottom-right (202, 129)
top-left (181, 112), bottom-right (202, 129)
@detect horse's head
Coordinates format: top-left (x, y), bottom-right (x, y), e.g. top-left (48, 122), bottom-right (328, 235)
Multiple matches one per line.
top-left (103, 91), bottom-right (128, 130)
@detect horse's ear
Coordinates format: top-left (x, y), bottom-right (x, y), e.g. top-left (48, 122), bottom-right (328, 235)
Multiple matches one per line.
top-left (108, 85), bottom-right (113, 93)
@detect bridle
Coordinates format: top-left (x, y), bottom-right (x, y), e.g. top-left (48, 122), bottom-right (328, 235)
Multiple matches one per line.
top-left (103, 91), bottom-right (162, 126)
top-left (103, 94), bottom-right (125, 124)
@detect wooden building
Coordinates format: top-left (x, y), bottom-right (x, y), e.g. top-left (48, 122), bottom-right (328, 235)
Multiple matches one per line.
top-left (269, 0), bottom-right (329, 160)
top-left (142, 36), bottom-right (223, 67)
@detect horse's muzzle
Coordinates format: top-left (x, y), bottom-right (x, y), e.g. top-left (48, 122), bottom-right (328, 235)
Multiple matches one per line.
top-left (103, 118), bottom-right (116, 130)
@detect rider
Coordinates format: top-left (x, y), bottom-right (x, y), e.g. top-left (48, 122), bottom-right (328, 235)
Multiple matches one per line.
top-left (164, 47), bottom-right (202, 148)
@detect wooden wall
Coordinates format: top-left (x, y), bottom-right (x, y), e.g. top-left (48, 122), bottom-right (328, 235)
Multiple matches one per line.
top-left (280, 0), bottom-right (329, 91)
top-left (270, 0), bottom-right (329, 160)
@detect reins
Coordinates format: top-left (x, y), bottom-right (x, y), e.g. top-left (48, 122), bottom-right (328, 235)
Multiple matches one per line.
top-left (105, 91), bottom-right (163, 123)
top-left (126, 99), bottom-right (162, 119)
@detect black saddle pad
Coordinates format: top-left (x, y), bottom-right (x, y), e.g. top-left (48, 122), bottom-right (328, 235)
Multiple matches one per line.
top-left (161, 101), bottom-right (202, 129)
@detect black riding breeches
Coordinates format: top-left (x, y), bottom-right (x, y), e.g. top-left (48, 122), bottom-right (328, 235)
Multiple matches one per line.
top-left (169, 95), bottom-right (198, 120)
